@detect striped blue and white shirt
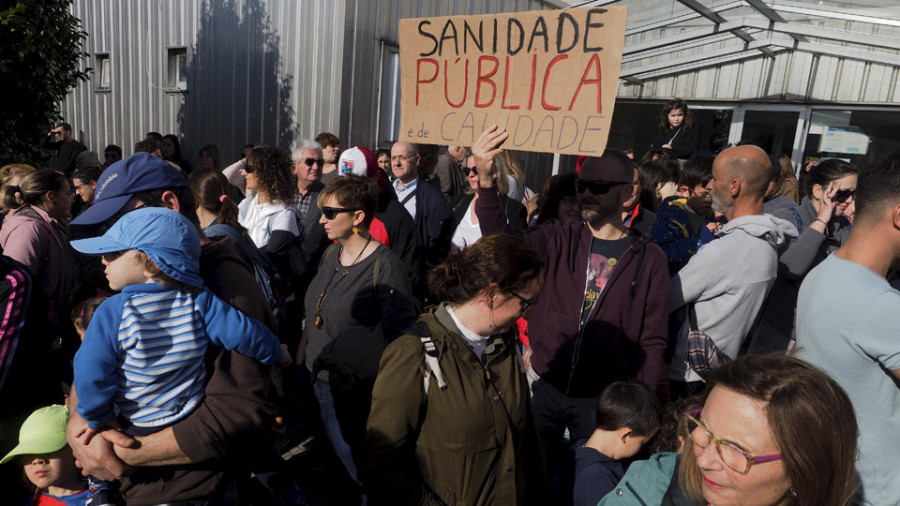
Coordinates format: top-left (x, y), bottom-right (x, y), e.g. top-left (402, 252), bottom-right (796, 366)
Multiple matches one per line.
top-left (74, 282), bottom-right (282, 432)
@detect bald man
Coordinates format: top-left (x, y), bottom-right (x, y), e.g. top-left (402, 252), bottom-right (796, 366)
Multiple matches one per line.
top-left (667, 145), bottom-right (798, 399)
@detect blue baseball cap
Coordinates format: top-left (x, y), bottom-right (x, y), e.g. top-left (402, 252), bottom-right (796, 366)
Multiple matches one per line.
top-left (70, 207), bottom-right (203, 288)
top-left (70, 152), bottom-right (189, 226)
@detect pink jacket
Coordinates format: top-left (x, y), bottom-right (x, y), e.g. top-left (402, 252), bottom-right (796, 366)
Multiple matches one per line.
top-left (0, 205), bottom-right (70, 320)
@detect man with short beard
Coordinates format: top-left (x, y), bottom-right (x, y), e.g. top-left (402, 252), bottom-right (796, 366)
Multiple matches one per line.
top-left (667, 145), bottom-right (797, 400)
top-left (472, 126), bottom-right (669, 497)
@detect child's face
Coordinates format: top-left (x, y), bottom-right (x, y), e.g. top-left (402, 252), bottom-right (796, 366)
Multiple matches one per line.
top-left (22, 448), bottom-right (80, 491)
top-left (101, 249), bottom-right (154, 291)
top-left (684, 183), bottom-right (713, 215)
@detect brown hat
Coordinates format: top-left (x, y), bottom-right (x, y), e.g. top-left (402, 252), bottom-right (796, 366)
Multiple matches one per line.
top-left (580, 150), bottom-right (633, 183)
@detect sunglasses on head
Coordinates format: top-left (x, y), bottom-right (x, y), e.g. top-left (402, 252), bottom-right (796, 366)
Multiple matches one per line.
top-left (303, 158), bottom-right (325, 168)
top-left (321, 206), bottom-right (359, 220)
top-left (575, 179), bottom-right (630, 195)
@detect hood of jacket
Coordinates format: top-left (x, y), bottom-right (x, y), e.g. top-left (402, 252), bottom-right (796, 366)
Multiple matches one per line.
top-left (718, 214), bottom-right (797, 249)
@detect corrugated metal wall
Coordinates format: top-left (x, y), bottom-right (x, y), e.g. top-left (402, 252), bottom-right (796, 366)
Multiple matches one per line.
top-left (62, 0), bottom-right (554, 171)
top-left (63, 0), bottom-right (347, 168)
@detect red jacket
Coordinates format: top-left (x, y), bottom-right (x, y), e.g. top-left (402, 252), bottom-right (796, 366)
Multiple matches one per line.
top-left (476, 187), bottom-right (670, 398)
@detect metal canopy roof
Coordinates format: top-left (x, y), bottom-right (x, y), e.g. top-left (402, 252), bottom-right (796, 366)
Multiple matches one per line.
top-left (575, 0), bottom-right (900, 86)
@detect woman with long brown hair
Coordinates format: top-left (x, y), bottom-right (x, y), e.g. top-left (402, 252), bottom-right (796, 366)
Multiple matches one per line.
top-left (649, 98), bottom-right (699, 159)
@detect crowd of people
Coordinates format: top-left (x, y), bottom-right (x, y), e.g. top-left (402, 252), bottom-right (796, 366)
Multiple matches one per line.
top-left (0, 99), bottom-right (895, 506)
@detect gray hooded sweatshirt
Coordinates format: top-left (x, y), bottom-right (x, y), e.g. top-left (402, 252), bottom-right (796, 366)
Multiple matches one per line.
top-left (668, 214), bottom-right (798, 382)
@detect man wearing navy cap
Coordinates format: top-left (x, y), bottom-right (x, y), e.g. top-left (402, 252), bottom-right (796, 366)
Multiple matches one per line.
top-left (66, 152), bottom-right (279, 504)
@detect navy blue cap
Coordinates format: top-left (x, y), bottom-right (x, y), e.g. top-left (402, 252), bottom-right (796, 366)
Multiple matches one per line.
top-left (70, 152), bottom-right (188, 226)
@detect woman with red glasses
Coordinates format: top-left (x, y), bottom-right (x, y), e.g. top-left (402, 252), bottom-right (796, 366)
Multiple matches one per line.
top-left (599, 355), bottom-right (858, 506)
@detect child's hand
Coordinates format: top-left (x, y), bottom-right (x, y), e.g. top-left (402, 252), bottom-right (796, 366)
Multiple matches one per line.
top-left (280, 343), bottom-right (293, 367)
top-left (76, 420), bottom-right (127, 447)
top-left (76, 426), bottom-right (99, 446)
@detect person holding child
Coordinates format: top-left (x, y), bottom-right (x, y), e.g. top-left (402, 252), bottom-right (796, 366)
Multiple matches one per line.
top-left (2, 405), bottom-right (112, 505)
top-left (69, 207), bottom-right (283, 441)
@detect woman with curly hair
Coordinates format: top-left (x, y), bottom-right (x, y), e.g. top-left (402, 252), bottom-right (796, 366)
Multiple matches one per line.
top-left (238, 145), bottom-right (302, 256)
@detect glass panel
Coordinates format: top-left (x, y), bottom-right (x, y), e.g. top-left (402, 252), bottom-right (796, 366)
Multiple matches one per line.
top-left (167, 48), bottom-right (188, 90)
top-left (177, 53), bottom-right (187, 89)
top-left (98, 56), bottom-right (110, 88)
top-left (803, 109), bottom-right (900, 169)
top-left (740, 110), bottom-right (799, 157)
top-left (377, 49), bottom-right (401, 147)
top-left (608, 103), bottom-right (732, 160)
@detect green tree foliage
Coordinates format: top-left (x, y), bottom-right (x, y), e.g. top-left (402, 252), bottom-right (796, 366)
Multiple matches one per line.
top-left (0, 0), bottom-right (89, 166)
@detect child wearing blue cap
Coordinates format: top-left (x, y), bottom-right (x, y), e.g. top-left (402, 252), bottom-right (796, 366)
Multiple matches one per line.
top-left (69, 207), bottom-right (283, 443)
top-left (2, 405), bottom-right (112, 505)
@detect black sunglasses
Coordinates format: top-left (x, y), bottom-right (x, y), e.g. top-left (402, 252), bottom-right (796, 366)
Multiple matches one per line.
top-left (508, 289), bottom-right (538, 313)
top-left (575, 179), bottom-right (630, 195)
top-left (464, 166), bottom-right (477, 176)
top-left (243, 163), bottom-right (255, 173)
top-left (321, 206), bottom-right (359, 220)
top-left (303, 158), bottom-right (325, 168)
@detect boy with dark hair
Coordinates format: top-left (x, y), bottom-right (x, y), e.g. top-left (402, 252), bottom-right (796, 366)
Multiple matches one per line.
top-left (651, 154), bottom-right (722, 272)
top-left (572, 381), bottom-right (661, 506)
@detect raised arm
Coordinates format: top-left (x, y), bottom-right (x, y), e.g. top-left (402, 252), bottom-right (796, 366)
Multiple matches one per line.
top-left (472, 126), bottom-right (513, 237)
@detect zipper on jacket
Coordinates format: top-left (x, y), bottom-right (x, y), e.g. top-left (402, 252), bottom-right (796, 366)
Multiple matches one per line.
top-left (565, 240), bottom-right (636, 395)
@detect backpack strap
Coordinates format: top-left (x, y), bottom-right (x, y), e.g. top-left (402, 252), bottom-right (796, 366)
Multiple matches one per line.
top-left (318, 243), bottom-right (340, 269)
top-left (371, 247), bottom-right (390, 289)
top-left (399, 190), bottom-right (415, 206)
top-left (420, 335), bottom-right (447, 392)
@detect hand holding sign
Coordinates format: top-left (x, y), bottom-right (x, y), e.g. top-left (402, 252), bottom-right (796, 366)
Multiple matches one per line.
top-left (472, 125), bottom-right (509, 189)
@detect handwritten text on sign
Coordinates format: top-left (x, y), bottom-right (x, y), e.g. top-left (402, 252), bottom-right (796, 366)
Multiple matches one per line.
top-left (399, 7), bottom-right (627, 155)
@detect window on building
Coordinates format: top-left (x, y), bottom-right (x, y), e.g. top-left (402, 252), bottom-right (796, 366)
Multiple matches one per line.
top-left (96, 54), bottom-right (110, 90)
top-left (167, 48), bottom-right (188, 91)
top-left (377, 46), bottom-right (400, 146)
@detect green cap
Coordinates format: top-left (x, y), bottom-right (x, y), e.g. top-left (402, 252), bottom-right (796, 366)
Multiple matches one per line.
top-left (1, 405), bottom-right (69, 464)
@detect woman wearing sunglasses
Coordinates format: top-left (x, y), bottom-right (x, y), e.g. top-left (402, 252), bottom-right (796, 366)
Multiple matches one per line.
top-left (752, 159), bottom-right (858, 354)
top-left (800, 159), bottom-right (857, 259)
top-left (446, 150), bottom-right (527, 254)
top-left (600, 355), bottom-right (858, 506)
top-left (366, 233), bottom-right (546, 505)
top-left (303, 175), bottom-right (418, 498)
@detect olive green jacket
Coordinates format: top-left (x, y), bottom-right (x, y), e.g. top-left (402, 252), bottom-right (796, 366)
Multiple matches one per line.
top-left (365, 304), bottom-right (545, 505)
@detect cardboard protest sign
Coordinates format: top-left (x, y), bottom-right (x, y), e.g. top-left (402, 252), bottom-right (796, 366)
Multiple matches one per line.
top-left (399, 7), bottom-right (627, 155)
